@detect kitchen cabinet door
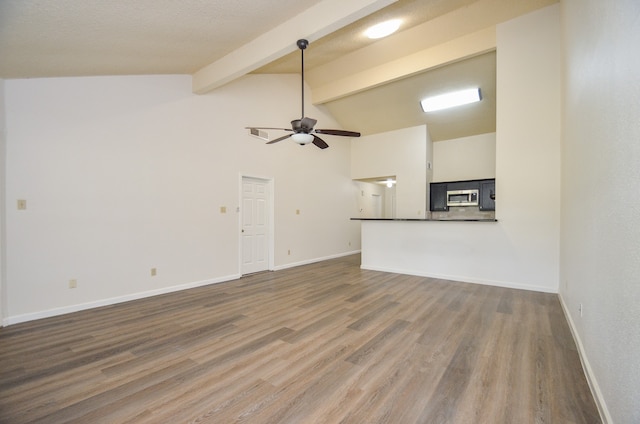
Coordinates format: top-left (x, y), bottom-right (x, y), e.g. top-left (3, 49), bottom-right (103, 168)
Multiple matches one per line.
top-left (430, 182), bottom-right (448, 211)
top-left (479, 180), bottom-right (496, 211)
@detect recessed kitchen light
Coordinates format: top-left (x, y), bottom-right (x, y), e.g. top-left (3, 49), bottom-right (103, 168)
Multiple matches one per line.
top-left (420, 88), bottom-right (482, 112)
top-left (365, 19), bottom-right (401, 39)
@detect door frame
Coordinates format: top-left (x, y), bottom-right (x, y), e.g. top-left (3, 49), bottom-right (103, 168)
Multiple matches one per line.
top-left (238, 174), bottom-right (275, 275)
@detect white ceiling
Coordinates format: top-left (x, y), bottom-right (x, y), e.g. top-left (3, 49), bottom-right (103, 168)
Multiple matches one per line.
top-left (253, 0), bottom-right (479, 74)
top-left (0, 0), bottom-right (324, 77)
top-left (0, 0), bottom-right (557, 141)
top-left (324, 51), bottom-right (496, 140)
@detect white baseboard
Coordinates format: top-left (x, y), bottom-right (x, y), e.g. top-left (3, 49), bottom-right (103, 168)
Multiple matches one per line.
top-left (3, 273), bottom-right (241, 326)
top-left (558, 294), bottom-right (612, 424)
top-left (360, 264), bottom-right (558, 294)
top-left (3, 251), bottom-right (363, 326)
top-left (273, 250), bottom-right (361, 271)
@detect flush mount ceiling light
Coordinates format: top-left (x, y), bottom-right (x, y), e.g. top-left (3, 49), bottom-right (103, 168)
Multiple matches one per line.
top-left (420, 88), bottom-right (482, 112)
top-left (365, 19), bottom-right (401, 39)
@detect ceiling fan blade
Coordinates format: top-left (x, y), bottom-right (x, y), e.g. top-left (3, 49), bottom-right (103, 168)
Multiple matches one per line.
top-left (291, 119), bottom-right (302, 131)
top-left (314, 129), bottom-right (361, 137)
top-left (312, 135), bottom-right (329, 149)
top-left (246, 126), bottom-right (292, 131)
top-left (266, 134), bottom-right (292, 144)
top-left (300, 117), bottom-right (317, 130)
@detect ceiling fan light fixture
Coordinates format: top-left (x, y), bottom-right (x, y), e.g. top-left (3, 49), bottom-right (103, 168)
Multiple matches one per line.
top-left (291, 133), bottom-right (315, 145)
top-left (365, 19), bottom-right (402, 39)
top-left (420, 88), bottom-right (482, 112)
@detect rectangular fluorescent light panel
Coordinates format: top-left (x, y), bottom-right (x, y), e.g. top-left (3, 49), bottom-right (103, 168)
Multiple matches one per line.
top-left (420, 88), bottom-right (481, 112)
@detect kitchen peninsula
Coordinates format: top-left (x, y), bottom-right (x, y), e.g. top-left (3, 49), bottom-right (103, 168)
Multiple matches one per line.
top-left (351, 124), bottom-right (557, 294)
top-left (356, 216), bottom-right (529, 290)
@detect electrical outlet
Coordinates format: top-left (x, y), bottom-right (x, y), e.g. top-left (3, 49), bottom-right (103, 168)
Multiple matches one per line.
top-left (17, 199), bottom-right (27, 210)
top-left (151, 268), bottom-right (157, 276)
top-left (69, 279), bottom-right (77, 289)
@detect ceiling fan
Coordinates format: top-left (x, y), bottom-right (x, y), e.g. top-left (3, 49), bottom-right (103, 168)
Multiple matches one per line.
top-left (246, 39), bottom-right (361, 149)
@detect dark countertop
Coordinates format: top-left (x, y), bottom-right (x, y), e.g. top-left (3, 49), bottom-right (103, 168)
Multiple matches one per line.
top-left (351, 218), bottom-right (498, 222)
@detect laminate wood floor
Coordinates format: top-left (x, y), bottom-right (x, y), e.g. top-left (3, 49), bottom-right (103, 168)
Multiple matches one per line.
top-left (0, 254), bottom-right (601, 423)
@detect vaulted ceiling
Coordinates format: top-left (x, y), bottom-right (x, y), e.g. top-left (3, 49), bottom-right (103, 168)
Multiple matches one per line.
top-left (0, 0), bottom-right (557, 140)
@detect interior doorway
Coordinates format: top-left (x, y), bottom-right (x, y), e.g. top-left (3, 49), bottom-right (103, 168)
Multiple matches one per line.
top-left (240, 176), bottom-right (273, 275)
top-left (353, 176), bottom-right (396, 218)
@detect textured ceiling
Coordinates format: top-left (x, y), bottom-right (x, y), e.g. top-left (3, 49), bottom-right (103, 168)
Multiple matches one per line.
top-left (0, 0), bottom-right (324, 78)
top-left (0, 0), bottom-right (483, 78)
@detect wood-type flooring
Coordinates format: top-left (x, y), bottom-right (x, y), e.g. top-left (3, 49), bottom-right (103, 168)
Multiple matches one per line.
top-left (0, 254), bottom-right (601, 423)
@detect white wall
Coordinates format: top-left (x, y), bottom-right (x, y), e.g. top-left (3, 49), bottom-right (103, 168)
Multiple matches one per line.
top-left (3, 74), bottom-right (360, 324)
top-left (495, 4), bottom-right (561, 289)
top-left (560, 0), bottom-right (640, 422)
top-left (433, 132), bottom-right (496, 182)
top-left (0, 78), bottom-right (6, 322)
top-left (360, 5), bottom-right (562, 293)
top-left (351, 125), bottom-right (430, 218)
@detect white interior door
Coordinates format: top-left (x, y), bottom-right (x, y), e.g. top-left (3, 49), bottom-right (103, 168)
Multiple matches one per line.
top-left (372, 194), bottom-right (382, 218)
top-left (241, 177), bottom-right (270, 275)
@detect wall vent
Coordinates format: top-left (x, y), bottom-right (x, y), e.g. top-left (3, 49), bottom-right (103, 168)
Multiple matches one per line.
top-left (249, 128), bottom-right (269, 141)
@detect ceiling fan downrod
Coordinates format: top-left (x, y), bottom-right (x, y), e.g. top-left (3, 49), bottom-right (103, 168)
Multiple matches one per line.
top-left (297, 39), bottom-right (308, 121)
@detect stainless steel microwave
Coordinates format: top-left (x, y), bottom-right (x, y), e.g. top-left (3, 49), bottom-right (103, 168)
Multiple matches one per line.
top-left (446, 189), bottom-right (479, 206)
